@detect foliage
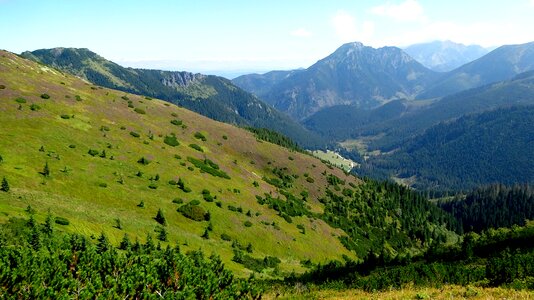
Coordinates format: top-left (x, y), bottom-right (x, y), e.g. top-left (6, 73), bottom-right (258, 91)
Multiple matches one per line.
top-left (40, 93), bottom-right (50, 99)
top-left (188, 143), bottom-right (203, 152)
top-left (0, 219), bottom-right (261, 298)
top-left (154, 208), bottom-right (166, 226)
top-left (245, 127), bottom-right (303, 153)
top-left (194, 131), bottom-right (207, 141)
top-left (187, 157), bottom-right (230, 179)
top-left (178, 203), bottom-right (209, 222)
top-left (440, 184), bottom-right (534, 232)
top-left (1, 177), bottom-right (9, 192)
top-left (163, 134), bottom-right (180, 147)
top-left (133, 107), bottom-right (146, 114)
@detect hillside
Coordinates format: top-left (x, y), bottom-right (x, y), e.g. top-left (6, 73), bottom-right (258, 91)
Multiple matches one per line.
top-left (260, 42), bottom-right (438, 120)
top-left (20, 48), bottom-right (324, 148)
top-left (419, 41), bottom-right (534, 98)
top-left (358, 106), bottom-right (534, 191)
top-left (404, 40), bottom-right (488, 72)
top-left (0, 50), bottom-right (457, 277)
top-left (232, 69), bottom-right (303, 98)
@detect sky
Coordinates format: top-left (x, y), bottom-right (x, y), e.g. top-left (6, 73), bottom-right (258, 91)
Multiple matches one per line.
top-left (2, 0), bottom-right (534, 77)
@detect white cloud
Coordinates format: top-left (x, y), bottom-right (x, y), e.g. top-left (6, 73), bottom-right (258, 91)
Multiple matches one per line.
top-left (290, 28), bottom-right (312, 38)
top-left (331, 11), bottom-right (375, 43)
top-left (370, 0), bottom-right (426, 22)
top-left (530, 0), bottom-right (534, 6)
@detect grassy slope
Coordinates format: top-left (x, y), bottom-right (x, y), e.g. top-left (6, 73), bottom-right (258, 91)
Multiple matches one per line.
top-left (0, 50), bottom-right (356, 276)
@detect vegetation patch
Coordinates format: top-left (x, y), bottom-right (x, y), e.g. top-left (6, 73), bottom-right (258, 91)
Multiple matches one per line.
top-left (187, 157), bottom-right (230, 179)
top-left (178, 203), bottom-right (210, 221)
top-left (189, 143), bottom-right (203, 152)
top-left (163, 134), bottom-right (180, 147)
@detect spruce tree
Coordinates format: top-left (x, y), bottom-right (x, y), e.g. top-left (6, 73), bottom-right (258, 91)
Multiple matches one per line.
top-left (201, 229), bottom-right (210, 239)
top-left (96, 232), bottom-right (110, 253)
top-left (144, 233), bottom-right (155, 252)
top-left (42, 213), bottom-right (53, 236)
top-left (1, 177), bottom-right (9, 192)
top-left (119, 233), bottom-right (131, 250)
top-left (42, 162), bottom-right (50, 177)
top-left (157, 226), bottom-right (168, 242)
top-left (155, 208), bottom-right (166, 226)
top-left (30, 227), bottom-right (41, 251)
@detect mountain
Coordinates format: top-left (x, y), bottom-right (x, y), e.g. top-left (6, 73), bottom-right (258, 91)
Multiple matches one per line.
top-left (260, 42), bottom-right (438, 120)
top-left (232, 69), bottom-right (304, 98)
top-left (361, 70), bottom-right (534, 151)
top-left (0, 50), bottom-right (458, 277)
top-left (358, 106), bottom-right (534, 191)
top-left (404, 40), bottom-right (488, 72)
top-left (419, 41), bottom-right (534, 98)
top-left (20, 48), bottom-right (324, 148)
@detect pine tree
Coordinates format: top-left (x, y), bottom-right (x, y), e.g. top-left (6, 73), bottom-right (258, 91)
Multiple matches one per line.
top-left (207, 222), bottom-right (213, 231)
top-left (114, 218), bottom-right (122, 230)
top-left (30, 227), bottom-right (41, 251)
top-left (0, 154), bottom-right (3, 163)
top-left (119, 233), bottom-right (131, 250)
top-left (1, 177), bottom-right (9, 192)
top-left (42, 213), bottom-right (53, 236)
top-left (157, 226), bottom-right (168, 242)
top-left (144, 233), bottom-right (155, 252)
top-left (42, 162), bottom-right (50, 177)
top-left (155, 208), bottom-right (166, 226)
top-left (27, 214), bottom-right (36, 228)
top-left (96, 232), bottom-right (110, 253)
top-left (201, 229), bottom-right (210, 239)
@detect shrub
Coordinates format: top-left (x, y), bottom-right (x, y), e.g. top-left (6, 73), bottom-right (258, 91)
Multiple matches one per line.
top-left (222, 135), bottom-right (228, 140)
top-left (244, 221), bottom-right (253, 227)
top-left (55, 217), bottom-right (70, 225)
top-left (194, 132), bottom-right (207, 141)
top-left (137, 201), bottom-right (145, 208)
top-left (0, 84), bottom-right (5, 89)
top-left (187, 157), bottom-right (230, 179)
top-left (178, 204), bottom-right (208, 221)
top-left (121, 95), bottom-right (129, 100)
top-left (99, 183), bottom-right (108, 188)
top-left (170, 119), bottom-right (183, 126)
top-left (306, 177), bottom-right (315, 183)
top-left (172, 198), bottom-right (184, 204)
top-left (189, 144), bottom-right (203, 152)
top-left (68, 144), bottom-right (76, 149)
top-left (40, 93), bottom-right (50, 99)
top-left (221, 233), bottom-right (231, 241)
top-left (189, 199), bottom-right (201, 206)
top-left (88, 149), bottom-right (99, 156)
top-left (148, 183), bottom-right (158, 189)
top-left (15, 97), bottom-right (26, 103)
top-left (134, 107), bottom-right (146, 114)
top-left (130, 131), bottom-right (140, 138)
top-left (137, 157), bottom-right (150, 165)
top-left (30, 104), bottom-right (41, 111)
top-left (75, 95), bottom-right (82, 101)
top-left (60, 114), bottom-right (71, 119)
top-left (164, 135), bottom-right (180, 147)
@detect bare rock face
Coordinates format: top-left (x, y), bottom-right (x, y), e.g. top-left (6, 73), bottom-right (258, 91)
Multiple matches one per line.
top-left (160, 71), bottom-right (205, 88)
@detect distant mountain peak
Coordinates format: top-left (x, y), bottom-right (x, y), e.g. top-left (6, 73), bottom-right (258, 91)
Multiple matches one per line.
top-left (404, 40), bottom-right (488, 72)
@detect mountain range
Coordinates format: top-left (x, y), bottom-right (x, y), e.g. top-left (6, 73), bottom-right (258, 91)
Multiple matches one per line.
top-left (0, 49), bottom-right (458, 276)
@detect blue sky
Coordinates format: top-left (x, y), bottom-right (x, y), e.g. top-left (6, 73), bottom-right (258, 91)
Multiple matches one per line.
top-left (2, 0), bottom-right (534, 76)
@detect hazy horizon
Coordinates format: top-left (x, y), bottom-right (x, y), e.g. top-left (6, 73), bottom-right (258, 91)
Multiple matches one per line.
top-left (3, 0), bottom-right (534, 76)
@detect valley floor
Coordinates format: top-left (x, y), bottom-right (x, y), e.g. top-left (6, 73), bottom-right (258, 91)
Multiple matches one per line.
top-left (264, 285), bottom-right (534, 299)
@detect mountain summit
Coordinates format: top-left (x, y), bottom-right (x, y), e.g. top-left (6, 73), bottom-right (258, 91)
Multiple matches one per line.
top-left (239, 42), bottom-right (437, 120)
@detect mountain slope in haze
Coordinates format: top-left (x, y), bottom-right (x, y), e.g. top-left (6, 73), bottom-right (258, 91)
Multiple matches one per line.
top-left (419, 41), bottom-right (534, 99)
top-left (404, 40), bottom-right (488, 72)
top-left (20, 48), bottom-right (324, 148)
top-left (232, 69), bottom-right (304, 98)
top-left (359, 106), bottom-right (534, 191)
top-left (361, 70), bottom-right (534, 151)
top-left (0, 50), bottom-right (457, 275)
top-left (261, 42), bottom-right (438, 120)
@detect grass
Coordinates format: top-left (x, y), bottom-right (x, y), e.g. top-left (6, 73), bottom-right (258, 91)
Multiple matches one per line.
top-left (0, 50), bottom-right (358, 277)
top-left (264, 285), bottom-right (534, 299)
top-left (311, 150), bottom-right (357, 172)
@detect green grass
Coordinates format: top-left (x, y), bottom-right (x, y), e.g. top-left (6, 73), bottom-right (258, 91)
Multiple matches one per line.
top-left (0, 50), bottom-right (357, 277)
